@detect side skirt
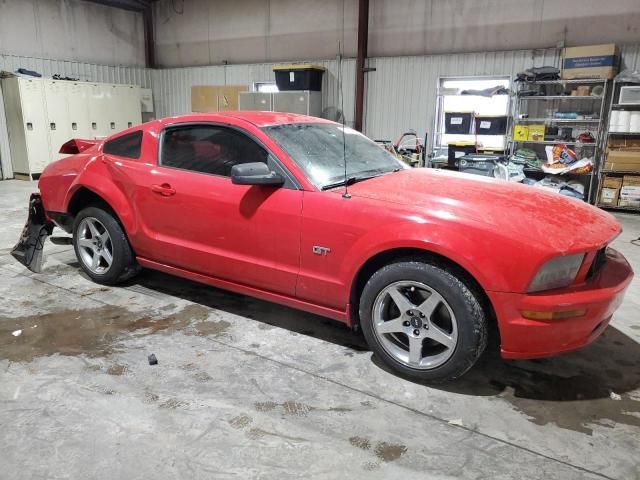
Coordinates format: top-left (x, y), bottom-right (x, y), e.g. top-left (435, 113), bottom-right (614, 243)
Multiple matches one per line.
top-left (136, 257), bottom-right (351, 324)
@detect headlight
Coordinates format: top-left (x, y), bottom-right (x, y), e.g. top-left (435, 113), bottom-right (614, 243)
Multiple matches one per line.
top-left (528, 254), bottom-right (585, 293)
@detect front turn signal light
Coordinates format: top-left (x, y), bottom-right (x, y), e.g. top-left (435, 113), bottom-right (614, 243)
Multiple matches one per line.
top-left (520, 309), bottom-right (586, 320)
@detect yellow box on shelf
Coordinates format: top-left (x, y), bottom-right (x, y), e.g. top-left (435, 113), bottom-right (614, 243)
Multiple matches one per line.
top-left (527, 124), bottom-right (545, 142)
top-left (513, 124), bottom-right (529, 141)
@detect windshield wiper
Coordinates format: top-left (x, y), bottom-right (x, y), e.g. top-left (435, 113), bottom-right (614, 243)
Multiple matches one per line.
top-left (321, 174), bottom-right (381, 190)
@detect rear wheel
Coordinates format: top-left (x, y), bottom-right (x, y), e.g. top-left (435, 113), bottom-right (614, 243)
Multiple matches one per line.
top-left (72, 207), bottom-right (139, 285)
top-left (359, 261), bottom-right (487, 382)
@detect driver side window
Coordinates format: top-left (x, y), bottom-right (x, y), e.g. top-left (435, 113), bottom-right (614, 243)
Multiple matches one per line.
top-left (160, 124), bottom-right (268, 177)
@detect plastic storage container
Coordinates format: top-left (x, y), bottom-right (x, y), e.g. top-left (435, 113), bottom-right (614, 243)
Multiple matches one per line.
top-left (273, 64), bottom-right (325, 91)
top-left (458, 154), bottom-right (502, 177)
top-left (474, 116), bottom-right (508, 135)
top-left (444, 112), bottom-right (473, 134)
top-left (447, 142), bottom-right (476, 167)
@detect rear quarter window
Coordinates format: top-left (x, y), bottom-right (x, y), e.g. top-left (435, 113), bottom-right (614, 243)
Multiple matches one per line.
top-left (104, 131), bottom-right (143, 159)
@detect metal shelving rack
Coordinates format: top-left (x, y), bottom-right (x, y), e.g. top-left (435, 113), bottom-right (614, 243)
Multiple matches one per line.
top-left (508, 78), bottom-right (610, 203)
top-left (429, 75), bottom-right (511, 168)
top-left (596, 78), bottom-right (640, 212)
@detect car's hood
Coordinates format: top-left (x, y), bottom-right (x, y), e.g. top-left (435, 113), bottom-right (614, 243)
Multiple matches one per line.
top-left (347, 168), bottom-right (621, 254)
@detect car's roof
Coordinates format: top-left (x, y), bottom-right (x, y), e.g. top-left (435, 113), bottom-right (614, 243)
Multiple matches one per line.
top-left (160, 111), bottom-right (336, 128)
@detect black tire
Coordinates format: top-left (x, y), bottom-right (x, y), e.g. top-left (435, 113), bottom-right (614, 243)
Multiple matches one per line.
top-left (359, 261), bottom-right (487, 382)
top-left (72, 206), bottom-right (139, 285)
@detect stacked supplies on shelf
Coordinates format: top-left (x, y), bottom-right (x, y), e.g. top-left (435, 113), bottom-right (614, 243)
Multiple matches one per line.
top-left (511, 148), bottom-right (542, 168)
top-left (599, 176), bottom-right (623, 206)
top-left (603, 137), bottom-right (640, 172)
top-left (527, 176), bottom-right (586, 200)
top-left (541, 144), bottom-right (593, 175)
top-left (619, 176), bottom-right (640, 208)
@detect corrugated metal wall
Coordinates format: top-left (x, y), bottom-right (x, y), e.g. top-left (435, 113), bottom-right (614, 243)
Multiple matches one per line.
top-left (0, 54), bottom-right (152, 178)
top-left (152, 58), bottom-right (356, 126)
top-left (2, 44), bottom-right (640, 179)
top-left (365, 45), bottom-right (640, 143)
top-left (148, 47), bottom-right (560, 142)
top-left (0, 54), bottom-right (151, 87)
top-left (151, 44), bottom-right (640, 145)
top-left (364, 48), bottom-right (561, 143)
top-left (149, 48), bottom-right (562, 142)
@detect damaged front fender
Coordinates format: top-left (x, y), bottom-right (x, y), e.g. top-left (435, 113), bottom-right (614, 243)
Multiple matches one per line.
top-left (11, 193), bottom-right (54, 273)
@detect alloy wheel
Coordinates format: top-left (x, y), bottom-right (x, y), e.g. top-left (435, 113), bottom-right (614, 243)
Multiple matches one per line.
top-left (372, 280), bottom-right (458, 369)
top-left (76, 217), bottom-right (114, 275)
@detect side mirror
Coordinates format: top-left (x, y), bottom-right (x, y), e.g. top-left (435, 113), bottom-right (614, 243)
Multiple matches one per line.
top-left (231, 162), bottom-right (284, 186)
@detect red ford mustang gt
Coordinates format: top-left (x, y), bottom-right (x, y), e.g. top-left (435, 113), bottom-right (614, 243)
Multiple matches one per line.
top-left (12, 112), bottom-right (633, 381)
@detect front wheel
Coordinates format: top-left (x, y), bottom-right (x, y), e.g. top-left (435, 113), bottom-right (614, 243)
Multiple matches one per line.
top-left (359, 261), bottom-right (487, 382)
top-left (72, 206), bottom-right (139, 285)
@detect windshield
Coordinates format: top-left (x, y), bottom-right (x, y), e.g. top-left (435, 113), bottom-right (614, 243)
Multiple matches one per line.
top-left (262, 123), bottom-right (408, 189)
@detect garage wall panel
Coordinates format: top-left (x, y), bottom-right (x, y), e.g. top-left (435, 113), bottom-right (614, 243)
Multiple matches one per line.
top-left (0, 0), bottom-right (145, 67)
top-left (153, 0), bottom-right (640, 68)
top-left (151, 44), bottom-right (640, 143)
top-left (363, 48), bottom-right (562, 143)
top-left (0, 55), bottom-right (152, 88)
top-left (364, 45), bottom-right (640, 143)
top-left (152, 58), bottom-right (356, 128)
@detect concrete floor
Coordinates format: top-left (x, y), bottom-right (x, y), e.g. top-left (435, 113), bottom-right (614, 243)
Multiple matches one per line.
top-left (0, 180), bottom-right (639, 480)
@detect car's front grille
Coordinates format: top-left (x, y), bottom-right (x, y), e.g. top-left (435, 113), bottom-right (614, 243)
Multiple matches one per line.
top-left (587, 247), bottom-right (607, 280)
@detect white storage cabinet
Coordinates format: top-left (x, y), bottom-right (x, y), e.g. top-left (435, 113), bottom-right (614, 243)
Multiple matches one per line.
top-left (239, 90), bottom-right (322, 117)
top-left (1, 77), bottom-right (142, 179)
top-left (272, 91), bottom-right (322, 117)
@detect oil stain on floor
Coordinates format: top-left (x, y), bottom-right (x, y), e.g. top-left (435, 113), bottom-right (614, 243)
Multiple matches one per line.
top-left (441, 327), bottom-right (640, 435)
top-left (0, 303), bottom-right (223, 362)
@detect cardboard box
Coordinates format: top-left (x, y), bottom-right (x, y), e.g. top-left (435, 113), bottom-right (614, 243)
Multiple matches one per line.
top-left (608, 150), bottom-right (640, 162)
top-left (599, 187), bottom-right (620, 205)
top-left (620, 186), bottom-right (640, 199)
top-left (608, 137), bottom-right (640, 150)
top-left (599, 176), bottom-right (622, 206)
top-left (562, 44), bottom-right (619, 80)
top-left (602, 176), bottom-right (623, 189)
top-left (623, 175), bottom-right (640, 186)
top-left (513, 124), bottom-right (529, 141)
top-left (527, 124), bottom-right (545, 141)
top-left (604, 161), bottom-right (640, 172)
top-left (618, 198), bottom-right (640, 208)
top-left (191, 85), bottom-right (249, 112)
top-left (603, 151), bottom-right (640, 172)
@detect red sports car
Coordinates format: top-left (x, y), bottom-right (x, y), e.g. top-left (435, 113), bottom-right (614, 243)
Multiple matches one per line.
top-left (12, 112), bottom-right (633, 382)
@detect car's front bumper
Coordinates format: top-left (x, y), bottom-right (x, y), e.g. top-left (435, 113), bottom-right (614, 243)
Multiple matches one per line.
top-left (488, 248), bottom-right (633, 359)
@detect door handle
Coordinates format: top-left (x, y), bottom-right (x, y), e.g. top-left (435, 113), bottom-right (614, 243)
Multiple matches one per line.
top-left (151, 183), bottom-right (176, 196)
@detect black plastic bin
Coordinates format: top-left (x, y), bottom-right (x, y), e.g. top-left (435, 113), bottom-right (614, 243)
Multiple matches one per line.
top-left (458, 154), bottom-right (503, 177)
top-left (474, 116), bottom-right (508, 135)
top-left (447, 143), bottom-right (476, 167)
top-left (444, 112), bottom-right (473, 134)
top-left (274, 64), bottom-right (325, 91)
